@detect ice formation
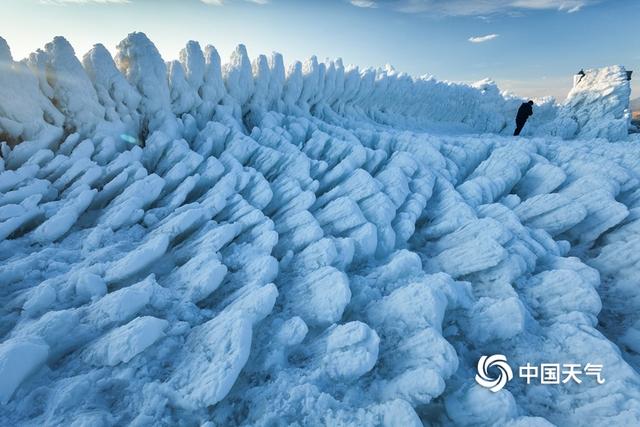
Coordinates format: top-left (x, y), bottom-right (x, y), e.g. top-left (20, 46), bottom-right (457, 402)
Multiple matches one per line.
top-left (1, 33), bottom-right (639, 426)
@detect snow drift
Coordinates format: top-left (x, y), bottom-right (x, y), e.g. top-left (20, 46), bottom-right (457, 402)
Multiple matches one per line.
top-left (1, 33), bottom-right (640, 426)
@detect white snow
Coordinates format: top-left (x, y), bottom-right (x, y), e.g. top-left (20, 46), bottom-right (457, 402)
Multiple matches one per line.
top-left (0, 32), bottom-right (639, 427)
top-left (84, 316), bottom-right (168, 366)
top-left (0, 338), bottom-right (49, 404)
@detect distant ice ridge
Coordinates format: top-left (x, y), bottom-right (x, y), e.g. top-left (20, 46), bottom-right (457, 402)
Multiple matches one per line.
top-left (0, 35), bottom-right (633, 155)
top-left (1, 33), bottom-right (640, 426)
top-left (533, 66), bottom-right (633, 141)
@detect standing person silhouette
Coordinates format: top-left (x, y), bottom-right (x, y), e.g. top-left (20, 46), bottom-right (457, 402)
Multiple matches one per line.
top-left (514, 100), bottom-right (534, 136)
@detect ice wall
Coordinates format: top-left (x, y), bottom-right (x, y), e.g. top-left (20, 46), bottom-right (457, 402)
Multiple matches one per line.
top-left (1, 34), bottom-right (633, 152)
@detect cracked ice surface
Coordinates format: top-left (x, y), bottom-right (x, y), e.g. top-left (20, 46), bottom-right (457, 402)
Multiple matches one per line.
top-left (1, 33), bottom-right (640, 426)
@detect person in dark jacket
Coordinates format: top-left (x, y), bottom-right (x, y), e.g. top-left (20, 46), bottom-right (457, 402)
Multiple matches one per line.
top-left (514, 100), bottom-right (534, 136)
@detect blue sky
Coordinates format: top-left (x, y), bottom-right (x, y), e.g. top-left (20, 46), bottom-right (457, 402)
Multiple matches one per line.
top-left (1, 0), bottom-right (637, 100)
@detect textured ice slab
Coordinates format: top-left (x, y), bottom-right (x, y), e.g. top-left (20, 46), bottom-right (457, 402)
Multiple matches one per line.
top-left (1, 33), bottom-right (639, 426)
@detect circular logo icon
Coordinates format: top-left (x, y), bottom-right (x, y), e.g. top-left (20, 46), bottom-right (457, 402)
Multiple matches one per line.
top-left (475, 354), bottom-right (513, 392)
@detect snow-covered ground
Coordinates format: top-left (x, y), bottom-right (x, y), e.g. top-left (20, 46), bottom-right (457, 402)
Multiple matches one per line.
top-left (1, 33), bottom-right (639, 426)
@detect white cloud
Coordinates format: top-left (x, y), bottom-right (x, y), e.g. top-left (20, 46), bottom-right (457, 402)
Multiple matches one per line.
top-left (348, 0), bottom-right (598, 16)
top-left (468, 34), bottom-right (499, 43)
top-left (40, 0), bottom-right (129, 4)
top-left (560, 2), bottom-right (584, 12)
top-left (200, 0), bottom-right (268, 5)
top-left (350, 0), bottom-right (378, 7)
